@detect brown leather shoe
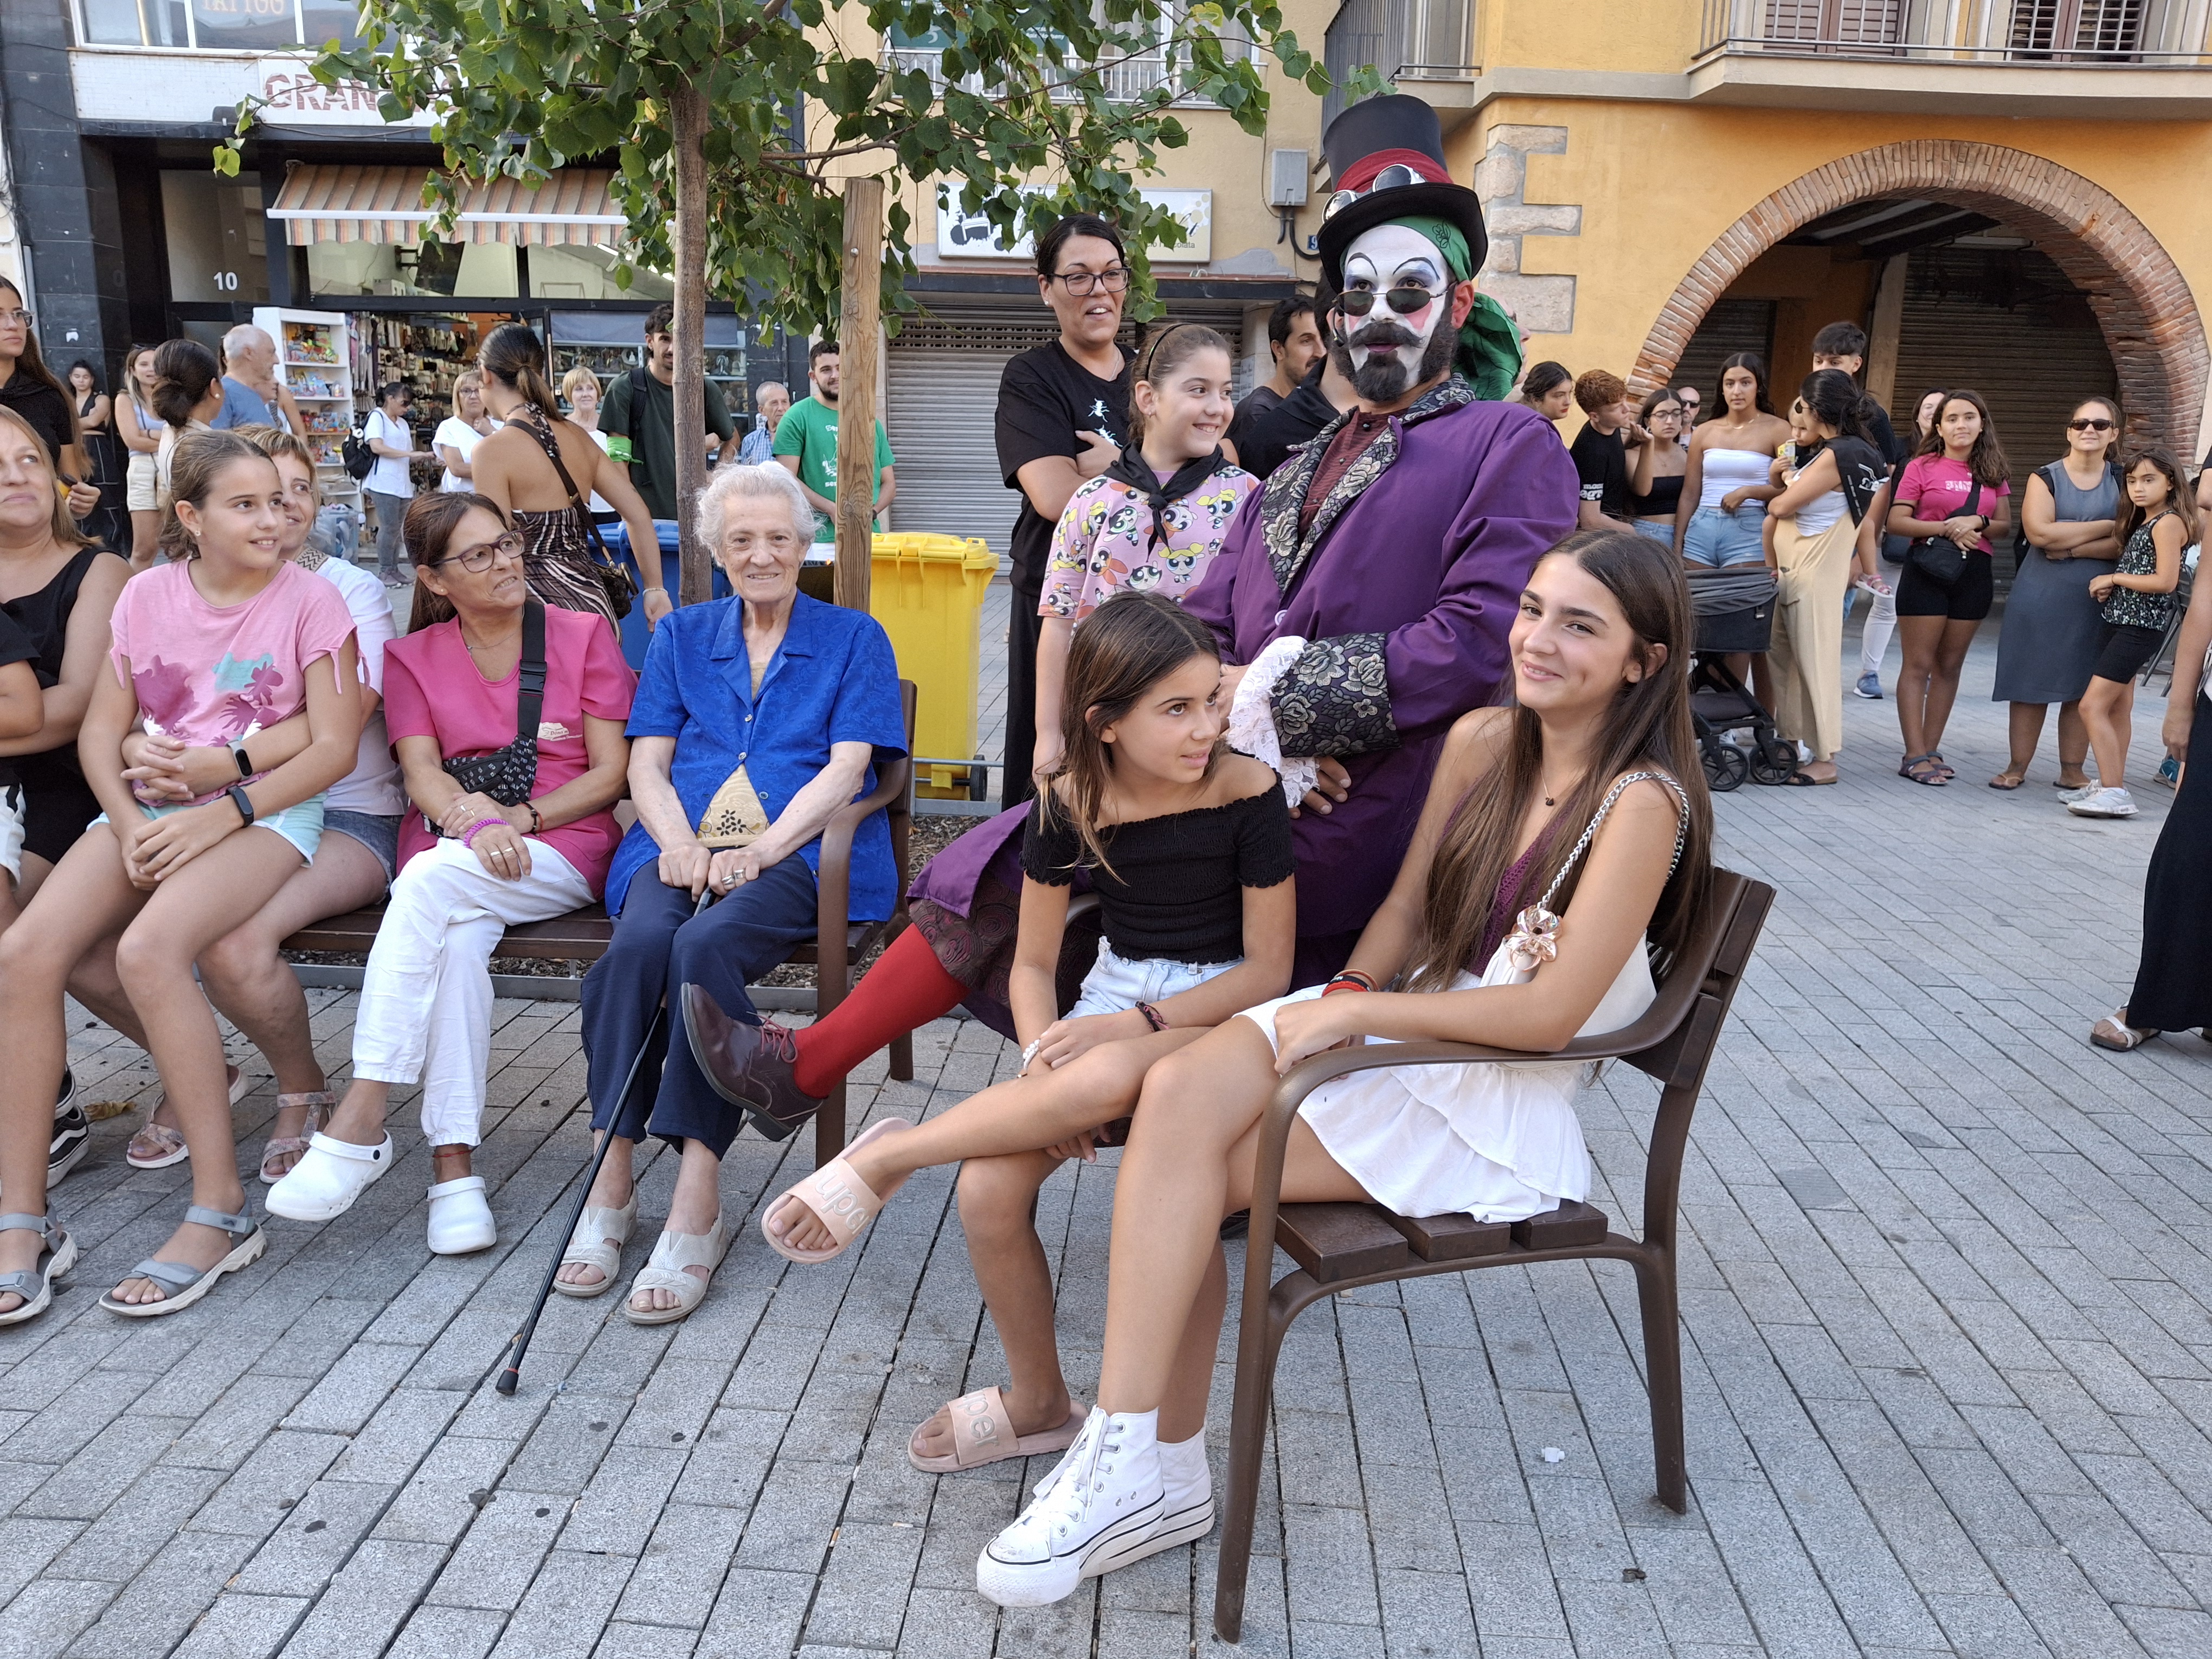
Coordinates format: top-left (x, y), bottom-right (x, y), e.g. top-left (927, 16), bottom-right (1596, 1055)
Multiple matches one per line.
top-left (679, 984), bottom-right (824, 1141)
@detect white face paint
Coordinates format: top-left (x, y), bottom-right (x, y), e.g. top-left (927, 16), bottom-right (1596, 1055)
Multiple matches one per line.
top-left (1333, 223), bottom-right (1455, 402)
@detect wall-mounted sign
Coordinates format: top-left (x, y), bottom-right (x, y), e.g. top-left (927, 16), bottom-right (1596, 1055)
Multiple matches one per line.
top-left (255, 58), bottom-right (435, 125)
top-left (937, 189), bottom-right (1212, 263)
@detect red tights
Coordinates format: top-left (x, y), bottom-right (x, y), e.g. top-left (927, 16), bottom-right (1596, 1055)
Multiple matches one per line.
top-left (791, 925), bottom-right (967, 1097)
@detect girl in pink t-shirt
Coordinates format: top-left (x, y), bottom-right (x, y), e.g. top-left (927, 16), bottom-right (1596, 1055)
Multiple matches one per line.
top-left (268, 494), bottom-right (633, 1258)
top-left (1886, 390), bottom-right (2012, 786)
top-left (0, 429), bottom-right (362, 1326)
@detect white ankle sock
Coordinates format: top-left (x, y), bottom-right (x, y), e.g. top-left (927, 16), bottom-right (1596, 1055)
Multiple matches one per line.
top-left (1159, 1428), bottom-right (1207, 1488)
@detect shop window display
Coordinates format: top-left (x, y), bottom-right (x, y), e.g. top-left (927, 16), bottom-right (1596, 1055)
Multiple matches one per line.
top-left (306, 240), bottom-right (519, 300)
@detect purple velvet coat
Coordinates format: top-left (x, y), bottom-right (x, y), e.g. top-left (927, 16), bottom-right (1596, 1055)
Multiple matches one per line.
top-left (1181, 379), bottom-right (1578, 941)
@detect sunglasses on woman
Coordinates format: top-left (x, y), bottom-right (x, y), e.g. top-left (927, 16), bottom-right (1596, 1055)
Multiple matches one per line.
top-left (2068, 417), bottom-right (2113, 432)
top-left (437, 531), bottom-right (524, 573)
top-left (1331, 283), bottom-right (1447, 318)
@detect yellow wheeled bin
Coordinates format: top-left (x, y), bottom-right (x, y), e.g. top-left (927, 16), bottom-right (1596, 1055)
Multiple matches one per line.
top-left (868, 533), bottom-right (998, 799)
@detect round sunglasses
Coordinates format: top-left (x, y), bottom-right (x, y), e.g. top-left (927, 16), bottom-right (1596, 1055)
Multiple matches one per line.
top-left (1322, 163), bottom-right (1424, 222)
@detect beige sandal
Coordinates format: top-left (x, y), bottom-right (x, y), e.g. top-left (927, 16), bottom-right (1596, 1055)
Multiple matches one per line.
top-left (555, 1192), bottom-right (639, 1298)
top-left (623, 1218), bottom-right (729, 1325)
top-left (760, 1117), bottom-right (915, 1264)
top-left (2090, 1009), bottom-right (2156, 1052)
top-left (259, 1091), bottom-right (333, 1184)
top-left (127, 1065), bottom-right (247, 1169)
top-left (908, 1387), bottom-right (1089, 1474)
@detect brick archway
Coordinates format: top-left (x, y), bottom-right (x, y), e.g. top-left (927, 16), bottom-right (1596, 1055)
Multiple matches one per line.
top-left (1630, 140), bottom-right (2207, 446)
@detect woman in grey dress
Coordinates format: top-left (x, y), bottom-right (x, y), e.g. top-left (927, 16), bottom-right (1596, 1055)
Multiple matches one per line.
top-left (1989, 397), bottom-right (2121, 790)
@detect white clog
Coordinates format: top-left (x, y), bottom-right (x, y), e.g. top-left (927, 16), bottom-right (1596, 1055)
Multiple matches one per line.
top-left (426, 1176), bottom-right (496, 1255)
top-left (265, 1131), bottom-right (392, 1222)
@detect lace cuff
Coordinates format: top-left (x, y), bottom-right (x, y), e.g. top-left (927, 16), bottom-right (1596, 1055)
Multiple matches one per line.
top-left (1271, 633), bottom-right (1397, 758)
top-left (1227, 638), bottom-right (1319, 809)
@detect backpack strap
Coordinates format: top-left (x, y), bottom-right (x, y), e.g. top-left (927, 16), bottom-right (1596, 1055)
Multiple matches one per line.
top-left (516, 600), bottom-right (547, 744)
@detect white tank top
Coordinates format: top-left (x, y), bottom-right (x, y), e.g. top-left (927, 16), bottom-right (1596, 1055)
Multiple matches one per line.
top-left (1791, 487), bottom-right (1847, 536)
top-left (1699, 446), bottom-right (1772, 510)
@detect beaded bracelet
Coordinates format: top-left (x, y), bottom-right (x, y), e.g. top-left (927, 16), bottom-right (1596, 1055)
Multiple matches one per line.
top-left (461, 816), bottom-right (511, 848)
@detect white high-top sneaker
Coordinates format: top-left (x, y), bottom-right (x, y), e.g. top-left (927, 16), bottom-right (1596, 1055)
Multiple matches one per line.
top-left (1024, 1424), bottom-right (1216, 1579)
top-left (976, 1407), bottom-right (1163, 1607)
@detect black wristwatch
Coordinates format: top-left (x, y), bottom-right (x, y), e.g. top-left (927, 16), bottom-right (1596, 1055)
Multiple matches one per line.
top-left (224, 785), bottom-right (256, 827)
top-left (233, 744), bottom-right (255, 779)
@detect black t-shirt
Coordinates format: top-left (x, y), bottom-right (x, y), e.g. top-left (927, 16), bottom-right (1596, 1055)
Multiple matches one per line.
top-left (1237, 364), bottom-right (1343, 480)
top-left (1570, 422), bottom-right (1631, 519)
top-left (1021, 781), bottom-right (1295, 964)
top-left (1864, 402), bottom-right (1907, 467)
top-left (0, 608), bottom-right (35, 795)
top-left (995, 342), bottom-right (1131, 590)
top-left (0, 374), bottom-right (74, 468)
top-left (1224, 383), bottom-right (1283, 464)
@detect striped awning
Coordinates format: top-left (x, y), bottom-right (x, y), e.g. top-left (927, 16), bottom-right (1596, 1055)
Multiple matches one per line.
top-left (267, 164), bottom-right (628, 247)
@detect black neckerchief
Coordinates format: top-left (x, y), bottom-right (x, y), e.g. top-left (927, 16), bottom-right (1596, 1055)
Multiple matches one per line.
top-left (1101, 446), bottom-right (1230, 556)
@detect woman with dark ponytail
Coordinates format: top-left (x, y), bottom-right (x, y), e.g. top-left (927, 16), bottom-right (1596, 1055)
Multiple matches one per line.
top-left (468, 323), bottom-right (666, 632)
top-left (149, 338), bottom-right (224, 509)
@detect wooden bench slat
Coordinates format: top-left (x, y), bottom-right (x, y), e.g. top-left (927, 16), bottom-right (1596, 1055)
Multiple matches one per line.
top-left (1276, 1203), bottom-right (1412, 1284)
top-left (1386, 1210), bottom-right (1511, 1263)
top-left (1510, 1199), bottom-right (1609, 1250)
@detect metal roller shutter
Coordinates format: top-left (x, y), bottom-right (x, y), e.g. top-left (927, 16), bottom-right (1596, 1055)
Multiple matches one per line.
top-left (1673, 300), bottom-right (1777, 407)
top-left (885, 304), bottom-right (1248, 557)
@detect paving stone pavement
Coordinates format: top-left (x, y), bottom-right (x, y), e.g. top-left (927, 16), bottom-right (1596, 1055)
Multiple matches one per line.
top-left (8, 618), bottom-right (2212, 1658)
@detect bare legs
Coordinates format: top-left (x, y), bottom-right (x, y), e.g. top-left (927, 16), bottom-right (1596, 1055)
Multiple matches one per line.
top-left (2078, 674), bottom-right (2137, 795)
top-left (1896, 615), bottom-right (1982, 767)
top-left (1998, 701), bottom-right (2092, 789)
top-left (128, 507), bottom-right (162, 571)
top-left (549, 1130), bottom-right (724, 1313)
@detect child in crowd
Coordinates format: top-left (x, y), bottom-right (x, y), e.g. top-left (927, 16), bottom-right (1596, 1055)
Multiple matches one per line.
top-left (2070, 448), bottom-right (2197, 819)
top-left (710, 593), bottom-right (1295, 1486)
top-left (0, 429), bottom-right (362, 1324)
top-left (971, 530), bottom-right (1711, 1606)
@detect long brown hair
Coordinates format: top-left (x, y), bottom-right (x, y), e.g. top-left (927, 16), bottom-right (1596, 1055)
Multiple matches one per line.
top-left (159, 429), bottom-right (278, 561)
top-left (1035, 590), bottom-right (1221, 878)
top-left (0, 279), bottom-right (80, 454)
top-left (403, 491), bottom-right (509, 631)
top-left (1916, 388), bottom-right (2010, 486)
top-left (0, 404), bottom-right (95, 551)
top-left (478, 323), bottom-right (562, 426)
top-left (1406, 530), bottom-right (1713, 991)
top-left (151, 338), bottom-right (221, 430)
top-left (2114, 445), bottom-right (2201, 552)
top-left (1128, 323), bottom-right (1229, 448)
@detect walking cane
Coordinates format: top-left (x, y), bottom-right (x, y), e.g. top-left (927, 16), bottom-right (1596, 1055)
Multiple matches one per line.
top-left (498, 886), bottom-right (713, 1396)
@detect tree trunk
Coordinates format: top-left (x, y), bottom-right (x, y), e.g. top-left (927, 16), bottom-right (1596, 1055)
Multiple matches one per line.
top-left (672, 85), bottom-right (711, 608)
top-left (834, 175), bottom-right (885, 612)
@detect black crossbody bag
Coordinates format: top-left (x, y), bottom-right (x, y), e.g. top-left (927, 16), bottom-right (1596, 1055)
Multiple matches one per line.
top-left (436, 600), bottom-right (546, 826)
top-left (1904, 480), bottom-right (1984, 591)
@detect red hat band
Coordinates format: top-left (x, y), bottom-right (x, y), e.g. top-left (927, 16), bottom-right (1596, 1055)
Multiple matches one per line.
top-left (1338, 149), bottom-right (1452, 194)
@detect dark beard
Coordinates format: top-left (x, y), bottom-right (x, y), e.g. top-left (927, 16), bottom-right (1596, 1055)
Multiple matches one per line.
top-left (1330, 317), bottom-right (1456, 404)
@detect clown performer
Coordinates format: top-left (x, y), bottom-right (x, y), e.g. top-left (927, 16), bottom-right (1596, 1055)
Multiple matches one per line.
top-left (1188, 95), bottom-right (1580, 985)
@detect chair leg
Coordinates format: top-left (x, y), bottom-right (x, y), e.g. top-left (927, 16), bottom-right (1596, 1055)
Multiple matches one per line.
top-left (815, 1079), bottom-right (847, 1169)
top-left (889, 1032), bottom-right (914, 1084)
top-left (1211, 1293), bottom-right (1296, 1644)
top-left (1635, 1247), bottom-right (1688, 1513)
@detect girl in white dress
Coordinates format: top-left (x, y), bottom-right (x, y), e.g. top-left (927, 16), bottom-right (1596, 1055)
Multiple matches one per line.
top-left (972, 527), bottom-right (1715, 1607)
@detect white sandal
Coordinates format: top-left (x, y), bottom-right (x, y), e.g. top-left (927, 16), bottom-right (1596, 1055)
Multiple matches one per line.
top-left (554, 1192), bottom-right (639, 1298)
top-left (0, 1213), bottom-right (76, 1327)
top-left (624, 1217), bottom-right (729, 1326)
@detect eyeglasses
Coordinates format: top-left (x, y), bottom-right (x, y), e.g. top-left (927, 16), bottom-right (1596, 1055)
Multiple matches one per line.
top-left (1050, 267), bottom-right (1130, 296)
top-left (0, 310), bottom-right (30, 327)
top-left (1323, 163), bottom-right (1424, 222)
top-left (436, 531), bottom-right (524, 574)
top-left (1332, 284), bottom-right (1447, 318)
top-left (2068, 417), bottom-right (2114, 432)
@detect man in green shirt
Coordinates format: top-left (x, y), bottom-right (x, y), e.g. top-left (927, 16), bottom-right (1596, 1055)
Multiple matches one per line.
top-left (774, 338), bottom-right (896, 543)
top-left (602, 301), bottom-right (738, 521)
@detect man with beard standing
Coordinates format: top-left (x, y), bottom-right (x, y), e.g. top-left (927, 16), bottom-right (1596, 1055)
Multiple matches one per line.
top-left (1184, 95), bottom-right (1579, 986)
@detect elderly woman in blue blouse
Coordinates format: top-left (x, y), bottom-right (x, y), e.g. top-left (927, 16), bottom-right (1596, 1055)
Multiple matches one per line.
top-left (561, 463), bottom-right (906, 1324)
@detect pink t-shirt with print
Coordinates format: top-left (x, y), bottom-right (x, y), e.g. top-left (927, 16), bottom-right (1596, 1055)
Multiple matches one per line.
top-left (382, 605), bottom-right (636, 894)
top-left (108, 560), bottom-right (357, 804)
top-left (1895, 454), bottom-right (2011, 555)
top-left (1039, 466), bottom-right (1259, 623)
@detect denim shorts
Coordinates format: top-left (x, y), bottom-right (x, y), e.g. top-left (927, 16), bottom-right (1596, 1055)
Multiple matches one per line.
top-left (1681, 504), bottom-right (1767, 568)
top-left (93, 792), bottom-right (326, 865)
top-left (323, 809), bottom-right (402, 885)
top-left (1631, 519), bottom-right (1676, 547)
top-left (1066, 940), bottom-right (1242, 1018)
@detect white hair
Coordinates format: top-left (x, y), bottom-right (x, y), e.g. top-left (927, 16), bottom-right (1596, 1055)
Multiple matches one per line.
top-left (697, 461), bottom-right (816, 550)
top-left (755, 381), bottom-right (789, 400)
top-left (222, 324), bottom-right (273, 359)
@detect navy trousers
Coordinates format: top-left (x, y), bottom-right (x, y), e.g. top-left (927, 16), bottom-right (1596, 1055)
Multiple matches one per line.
top-left (580, 856), bottom-right (819, 1158)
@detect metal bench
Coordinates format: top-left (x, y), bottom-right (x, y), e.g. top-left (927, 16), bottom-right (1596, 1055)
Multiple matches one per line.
top-left (1211, 868), bottom-right (1775, 1642)
top-left (282, 680), bottom-right (918, 1168)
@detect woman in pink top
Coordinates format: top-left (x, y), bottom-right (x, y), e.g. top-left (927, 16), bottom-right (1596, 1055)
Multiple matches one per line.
top-left (268, 493), bottom-right (633, 1257)
top-left (1887, 390), bottom-right (2012, 785)
top-left (0, 429), bottom-right (363, 1325)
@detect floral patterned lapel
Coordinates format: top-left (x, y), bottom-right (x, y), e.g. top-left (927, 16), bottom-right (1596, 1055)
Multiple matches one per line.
top-left (1262, 375), bottom-right (1477, 595)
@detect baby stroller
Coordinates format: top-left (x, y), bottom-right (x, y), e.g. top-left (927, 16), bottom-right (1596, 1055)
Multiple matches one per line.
top-left (1686, 567), bottom-right (1796, 791)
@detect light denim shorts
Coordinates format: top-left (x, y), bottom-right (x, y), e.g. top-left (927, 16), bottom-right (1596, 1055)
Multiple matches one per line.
top-left (323, 808), bottom-right (402, 885)
top-left (1066, 940), bottom-right (1242, 1018)
top-left (1681, 504), bottom-right (1768, 568)
top-left (93, 792), bottom-right (327, 865)
top-left (1631, 519), bottom-right (1676, 547)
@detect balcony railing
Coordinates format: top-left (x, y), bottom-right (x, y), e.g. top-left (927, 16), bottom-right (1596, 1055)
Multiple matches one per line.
top-left (882, 31), bottom-right (1252, 107)
top-left (1696, 0), bottom-right (2211, 64)
top-left (1323, 0), bottom-right (1478, 128)
top-left (74, 0), bottom-right (374, 52)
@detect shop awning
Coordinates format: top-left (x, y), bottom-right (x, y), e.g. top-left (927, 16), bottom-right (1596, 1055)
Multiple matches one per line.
top-left (267, 164), bottom-right (628, 247)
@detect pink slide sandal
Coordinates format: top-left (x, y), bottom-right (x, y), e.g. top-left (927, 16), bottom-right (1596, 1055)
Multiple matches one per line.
top-left (908, 1386), bottom-right (1089, 1474)
top-left (759, 1117), bottom-right (914, 1264)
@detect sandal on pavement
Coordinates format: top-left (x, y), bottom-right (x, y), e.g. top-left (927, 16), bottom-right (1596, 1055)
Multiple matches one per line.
top-left (909, 1386), bottom-right (1089, 1474)
top-left (2090, 1009), bottom-right (2157, 1052)
top-left (127, 1065), bottom-right (248, 1169)
top-left (265, 1131), bottom-right (393, 1223)
top-left (259, 1090), bottom-right (333, 1184)
top-left (554, 1192), bottom-right (638, 1298)
top-left (1783, 771), bottom-right (1835, 787)
top-left (98, 1202), bottom-right (264, 1317)
top-left (760, 1117), bottom-right (916, 1265)
top-left (1900, 755), bottom-right (1946, 787)
top-left (0, 1213), bottom-right (77, 1327)
top-left (1927, 752), bottom-right (1956, 781)
top-left (623, 1218), bottom-right (730, 1326)
top-left (1988, 771), bottom-right (2027, 791)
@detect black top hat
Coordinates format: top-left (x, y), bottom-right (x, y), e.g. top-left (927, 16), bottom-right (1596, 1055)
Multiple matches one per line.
top-left (1316, 94), bottom-right (1488, 291)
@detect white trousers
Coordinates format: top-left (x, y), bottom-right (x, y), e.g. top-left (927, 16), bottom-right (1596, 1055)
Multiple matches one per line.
top-left (352, 836), bottom-right (593, 1147)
